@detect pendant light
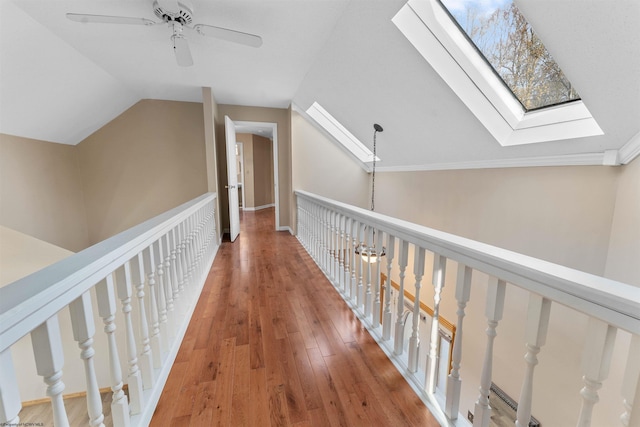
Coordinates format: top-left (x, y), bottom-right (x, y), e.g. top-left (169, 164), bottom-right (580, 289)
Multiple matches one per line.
top-left (355, 124), bottom-right (386, 263)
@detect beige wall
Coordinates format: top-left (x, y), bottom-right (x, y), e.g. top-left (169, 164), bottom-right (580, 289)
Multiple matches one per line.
top-left (252, 134), bottom-right (274, 207)
top-left (202, 88), bottom-right (222, 244)
top-left (236, 133), bottom-right (255, 208)
top-left (291, 109), bottom-right (370, 210)
top-left (77, 99), bottom-right (208, 244)
top-left (235, 133), bottom-right (274, 210)
top-left (216, 105), bottom-right (291, 231)
top-left (376, 166), bottom-right (619, 274)
top-left (0, 134), bottom-right (89, 251)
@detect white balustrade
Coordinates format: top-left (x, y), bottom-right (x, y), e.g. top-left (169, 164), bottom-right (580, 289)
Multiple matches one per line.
top-left (0, 193), bottom-right (218, 427)
top-left (294, 190), bottom-right (640, 427)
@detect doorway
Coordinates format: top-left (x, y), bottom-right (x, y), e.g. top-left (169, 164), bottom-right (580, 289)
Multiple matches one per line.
top-left (224, 118), bottom-right (280, 240)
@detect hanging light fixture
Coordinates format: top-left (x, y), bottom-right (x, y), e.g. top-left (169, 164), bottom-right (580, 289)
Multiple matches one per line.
top-left (355, 124), bottom-right (386, 263)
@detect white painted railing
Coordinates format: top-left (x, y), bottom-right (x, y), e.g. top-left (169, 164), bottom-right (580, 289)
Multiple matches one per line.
top-left (295, 190), bottom-right (640, 427)
top-left (0, 193), bottom-right (219, 427)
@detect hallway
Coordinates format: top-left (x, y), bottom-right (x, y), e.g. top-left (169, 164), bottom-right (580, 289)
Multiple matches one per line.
top-left (150, 208), bottom-right (439, 426)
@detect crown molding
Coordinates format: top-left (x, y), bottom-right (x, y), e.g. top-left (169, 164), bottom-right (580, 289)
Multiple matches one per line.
top-left (619, 131), bottom-right (640, 164)
top-left (375, 153), bottom-right (606, 172)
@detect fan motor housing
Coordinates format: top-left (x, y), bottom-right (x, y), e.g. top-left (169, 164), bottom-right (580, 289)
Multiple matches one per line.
top-left (153, 1), bottom-right (193, 25)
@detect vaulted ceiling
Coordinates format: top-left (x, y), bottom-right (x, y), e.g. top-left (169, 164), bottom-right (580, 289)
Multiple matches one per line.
top-left (1, 0), bottom-right (639, 170)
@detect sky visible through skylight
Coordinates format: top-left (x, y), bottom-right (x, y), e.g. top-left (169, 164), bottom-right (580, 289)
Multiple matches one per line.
top-left (439, 0), bottom-right (581, 111)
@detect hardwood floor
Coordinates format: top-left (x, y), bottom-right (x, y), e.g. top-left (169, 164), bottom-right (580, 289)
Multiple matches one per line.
top-left (150, 207), bottom-right (439, 427)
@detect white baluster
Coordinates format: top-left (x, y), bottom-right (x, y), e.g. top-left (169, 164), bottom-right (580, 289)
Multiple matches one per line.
top-left (174, 227), bottom-right (186, 312)
top-left (179, 221), bottom-right (191, 299)
top-left (0, 349), bottom-right (21, 425)
top-left (621, 335), bottom-right (640, 426)
top-left (577, 317), bottom-right (617, 427)
top-left (168, 230), bottom-right (182, 318)
top-left (365, 227), bottom-right (374, 316)
top-left (408, 246), bottom-right (426, 373)
top-left (153, 240), bottom-right (170, 351)
top-left (394, 239), bottom-right (410, 355)
top-left (350, 218), bottom-right (359, 301)
top-left (426, 254), bottom-right (447, 393)
top-left (157, 238), bottom-right (175, 342)
top-left (31, 315), bottom-right (69, 427)
top-left (382, 234), bottom-right (395, 341)
top-left (516, 295), bottom-right (551, 427)
top-left (129, 253), bottom-right (154, 388)
top-left (372, 229), bottom-right (384, 328)
top-left (331, 211), bottom-right (337, 284)
top-left (344, 216), bottom-right (352, 297)
top-left (357, 222), bottom-right (366, 309)
top-left (445, 264), bottom-right (472, 420)
top-left (143, 245), bottom-right (163, 367)
top-left (96, 275), bottom-right (131, 427)
top-left (68, 292), bottom-right (105, 427)
top-left (338, 213), bottom-right (345, 292)
top-left (165, 233), bottom-right (177, 335)
top-left (114, 263), bottom-right (144, 415)
top-left (473, 276), bottom-right (506, 427)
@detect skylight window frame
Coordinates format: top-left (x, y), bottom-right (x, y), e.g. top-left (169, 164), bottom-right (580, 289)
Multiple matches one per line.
top-left (393, 0), bottom-right (603, 146)
top-left (305, 102), bottom-right (380, 164)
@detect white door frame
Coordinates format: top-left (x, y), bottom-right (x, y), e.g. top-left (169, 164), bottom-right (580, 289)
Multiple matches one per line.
top-left (233, 120), bottom-right (280, 231)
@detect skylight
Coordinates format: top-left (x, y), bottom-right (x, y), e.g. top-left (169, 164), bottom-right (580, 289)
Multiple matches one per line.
top-left (305, 102), bottom-right (379, 164)
top-left (439, 0), bottom-right (580, 111)
top-left (392, 0), bottom-right (603, 146)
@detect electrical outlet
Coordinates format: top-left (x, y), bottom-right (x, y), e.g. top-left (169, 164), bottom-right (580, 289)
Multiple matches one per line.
top-left (467, 410), bottom-right (474, 423)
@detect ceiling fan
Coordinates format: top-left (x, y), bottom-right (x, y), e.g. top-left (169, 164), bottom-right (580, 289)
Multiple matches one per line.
top-left (66, 0), bottom-right (262, 67)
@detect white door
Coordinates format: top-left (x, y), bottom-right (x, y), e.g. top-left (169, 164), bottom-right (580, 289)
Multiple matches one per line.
top-left (225, 116), bottom-right (240, 242)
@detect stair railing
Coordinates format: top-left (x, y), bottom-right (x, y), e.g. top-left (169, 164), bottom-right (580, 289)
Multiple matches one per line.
top-left (0, 192), bottom-right (219, 427)
top-left (295, 190), bottom-right (640, 427)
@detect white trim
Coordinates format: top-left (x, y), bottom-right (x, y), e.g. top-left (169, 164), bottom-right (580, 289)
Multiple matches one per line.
top-left (375, 153), bottom-right (606, 172)
top-left (233, 120), bottom-right (280, 231)
top-left (242, 203), bottom-right (275, 212)
top-left (393, 0), bottom-right (603, 147)
top-left (619, 131), bottom-right (640, 165)
top-left (292, 103), bottom-right (371, 172)
top-left (305, 102), bottom-right (380, 164)
top-left (277, 226), bottom-right (294, 235)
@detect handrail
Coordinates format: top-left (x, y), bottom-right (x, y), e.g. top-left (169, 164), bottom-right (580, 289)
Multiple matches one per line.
top-left (297, 190), bottom-right (640, 426)
top-left (0, 192), bottom-right (217, 352)
top-left (295, 190), bottom-right (640, 335)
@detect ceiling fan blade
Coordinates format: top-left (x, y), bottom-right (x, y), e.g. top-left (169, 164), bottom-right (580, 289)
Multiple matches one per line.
top-left (194, 24), bottom-right (262, 48)
top-left (66, 13), bottom-right (157, 26)
top-left (172, 35), bottom-right (193, 67)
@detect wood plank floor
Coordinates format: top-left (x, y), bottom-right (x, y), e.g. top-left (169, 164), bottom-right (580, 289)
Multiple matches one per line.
top-left (150, 207), bottom-right (439, 427)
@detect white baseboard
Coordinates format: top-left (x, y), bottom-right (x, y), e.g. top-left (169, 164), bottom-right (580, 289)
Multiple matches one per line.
top-left (277, 226), bottom-right (294, 235)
